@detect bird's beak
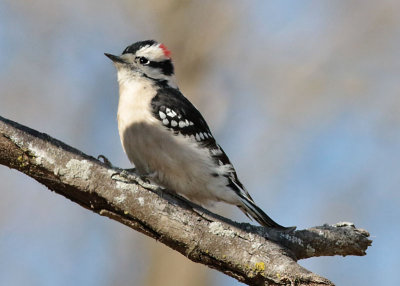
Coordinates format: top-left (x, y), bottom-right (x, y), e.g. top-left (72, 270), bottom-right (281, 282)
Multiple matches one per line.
top-left (104, 53), bottom-right (126, 64)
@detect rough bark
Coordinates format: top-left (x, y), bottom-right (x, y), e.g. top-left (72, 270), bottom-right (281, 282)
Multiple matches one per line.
top-left (0, 115), bottom-right (372, 286)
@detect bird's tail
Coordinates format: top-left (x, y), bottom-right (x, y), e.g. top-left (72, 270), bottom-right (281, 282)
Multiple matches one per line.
top-left (238, 195), bottom-right (295, 231)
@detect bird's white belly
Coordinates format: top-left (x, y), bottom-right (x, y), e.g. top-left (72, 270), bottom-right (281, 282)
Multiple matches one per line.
top-left (120, 120), bottom-right (232, 204)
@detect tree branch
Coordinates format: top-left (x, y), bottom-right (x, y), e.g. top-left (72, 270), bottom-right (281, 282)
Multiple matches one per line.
top-left (0, 115), bottom-right (372, 286)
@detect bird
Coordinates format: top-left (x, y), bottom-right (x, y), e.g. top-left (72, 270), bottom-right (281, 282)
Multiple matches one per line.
top-left (105, 40), bottom-right (293, 230)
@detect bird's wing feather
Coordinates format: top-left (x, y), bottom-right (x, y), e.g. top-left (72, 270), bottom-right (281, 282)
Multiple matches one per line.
top-left (150, 87), bottom-right (250, 196)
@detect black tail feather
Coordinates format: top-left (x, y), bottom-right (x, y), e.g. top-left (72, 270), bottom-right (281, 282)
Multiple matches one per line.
top-left (238, 195), bottom-right (295, 231)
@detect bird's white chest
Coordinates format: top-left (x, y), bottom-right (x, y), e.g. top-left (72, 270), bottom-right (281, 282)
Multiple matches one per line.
top-left (117, 78), bottom-right (157, 134)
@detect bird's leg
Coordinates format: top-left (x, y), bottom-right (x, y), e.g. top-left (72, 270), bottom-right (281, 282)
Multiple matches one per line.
top-left (111, 168), bottom-right (161, 192)
top-left (98, 155), bottom-right (161, 191)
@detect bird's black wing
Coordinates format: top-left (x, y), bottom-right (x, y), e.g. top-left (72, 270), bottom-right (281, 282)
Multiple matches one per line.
top-left (151, 87), bottom-right (248, 193)
top-left (151, 87), bottom-right (216, 146)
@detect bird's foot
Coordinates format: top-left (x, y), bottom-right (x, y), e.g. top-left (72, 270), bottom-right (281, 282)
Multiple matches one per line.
top-left (111, 168), bottom-right (161, 191)
top-left (98, 154), bottom-right (161, 191)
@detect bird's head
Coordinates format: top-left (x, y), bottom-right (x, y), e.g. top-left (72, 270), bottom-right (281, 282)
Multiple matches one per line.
top-left (105, 40), bottom-right (176, 87)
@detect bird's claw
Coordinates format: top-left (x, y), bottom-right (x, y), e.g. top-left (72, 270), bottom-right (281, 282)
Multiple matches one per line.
top-left (111, 169), bottom-right (161, 191)
top-left (98, 155), bottom-right (114, 168)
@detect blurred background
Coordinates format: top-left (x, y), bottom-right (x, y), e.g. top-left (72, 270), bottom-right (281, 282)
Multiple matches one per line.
top-left (1, 0), bottom-right (399, 285)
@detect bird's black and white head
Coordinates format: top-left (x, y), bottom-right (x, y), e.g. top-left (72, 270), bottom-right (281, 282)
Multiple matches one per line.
top-left (105, 40), bottom-right (177, 88)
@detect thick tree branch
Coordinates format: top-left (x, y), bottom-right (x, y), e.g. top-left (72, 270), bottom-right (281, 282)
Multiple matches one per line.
top-left (0, 115), bottom-right (371, 286)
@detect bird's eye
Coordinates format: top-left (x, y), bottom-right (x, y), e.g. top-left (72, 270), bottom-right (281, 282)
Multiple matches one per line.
top-left (139, 57), bottom-right (149, 65)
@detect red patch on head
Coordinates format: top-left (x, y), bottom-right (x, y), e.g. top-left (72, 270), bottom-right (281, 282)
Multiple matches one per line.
top-left (159, 43), bottom-right (171, 58)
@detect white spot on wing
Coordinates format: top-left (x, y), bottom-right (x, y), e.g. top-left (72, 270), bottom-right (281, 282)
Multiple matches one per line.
top-left (163, 118), bottom-right (169, 125)
top-left (179, 121), bottom-right (185, 128)
top-left (189, 121), bottom-right (194, 126)
top-left (166, 108), bottom-right (176, 118)
top-left (171, 120), bottom-right (178, 127)
top-left (211, 148), bottom-right (223, 156)
top-left (195, 133), bottom-right (201, 141)
top-left (203, 132), bottom-right (208, 139)
top-left (199, 133), bottom-right (205, 140)
top-left (218, 164), bottom-right (234, 175)
top-left (159, 111), bottom-right (166, 119)
top-left (185, 119), bottom-right (190, 126)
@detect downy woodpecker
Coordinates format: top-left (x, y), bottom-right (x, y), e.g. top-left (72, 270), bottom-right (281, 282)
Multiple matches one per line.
top-left (105, 40), bottom-right (292, 230)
